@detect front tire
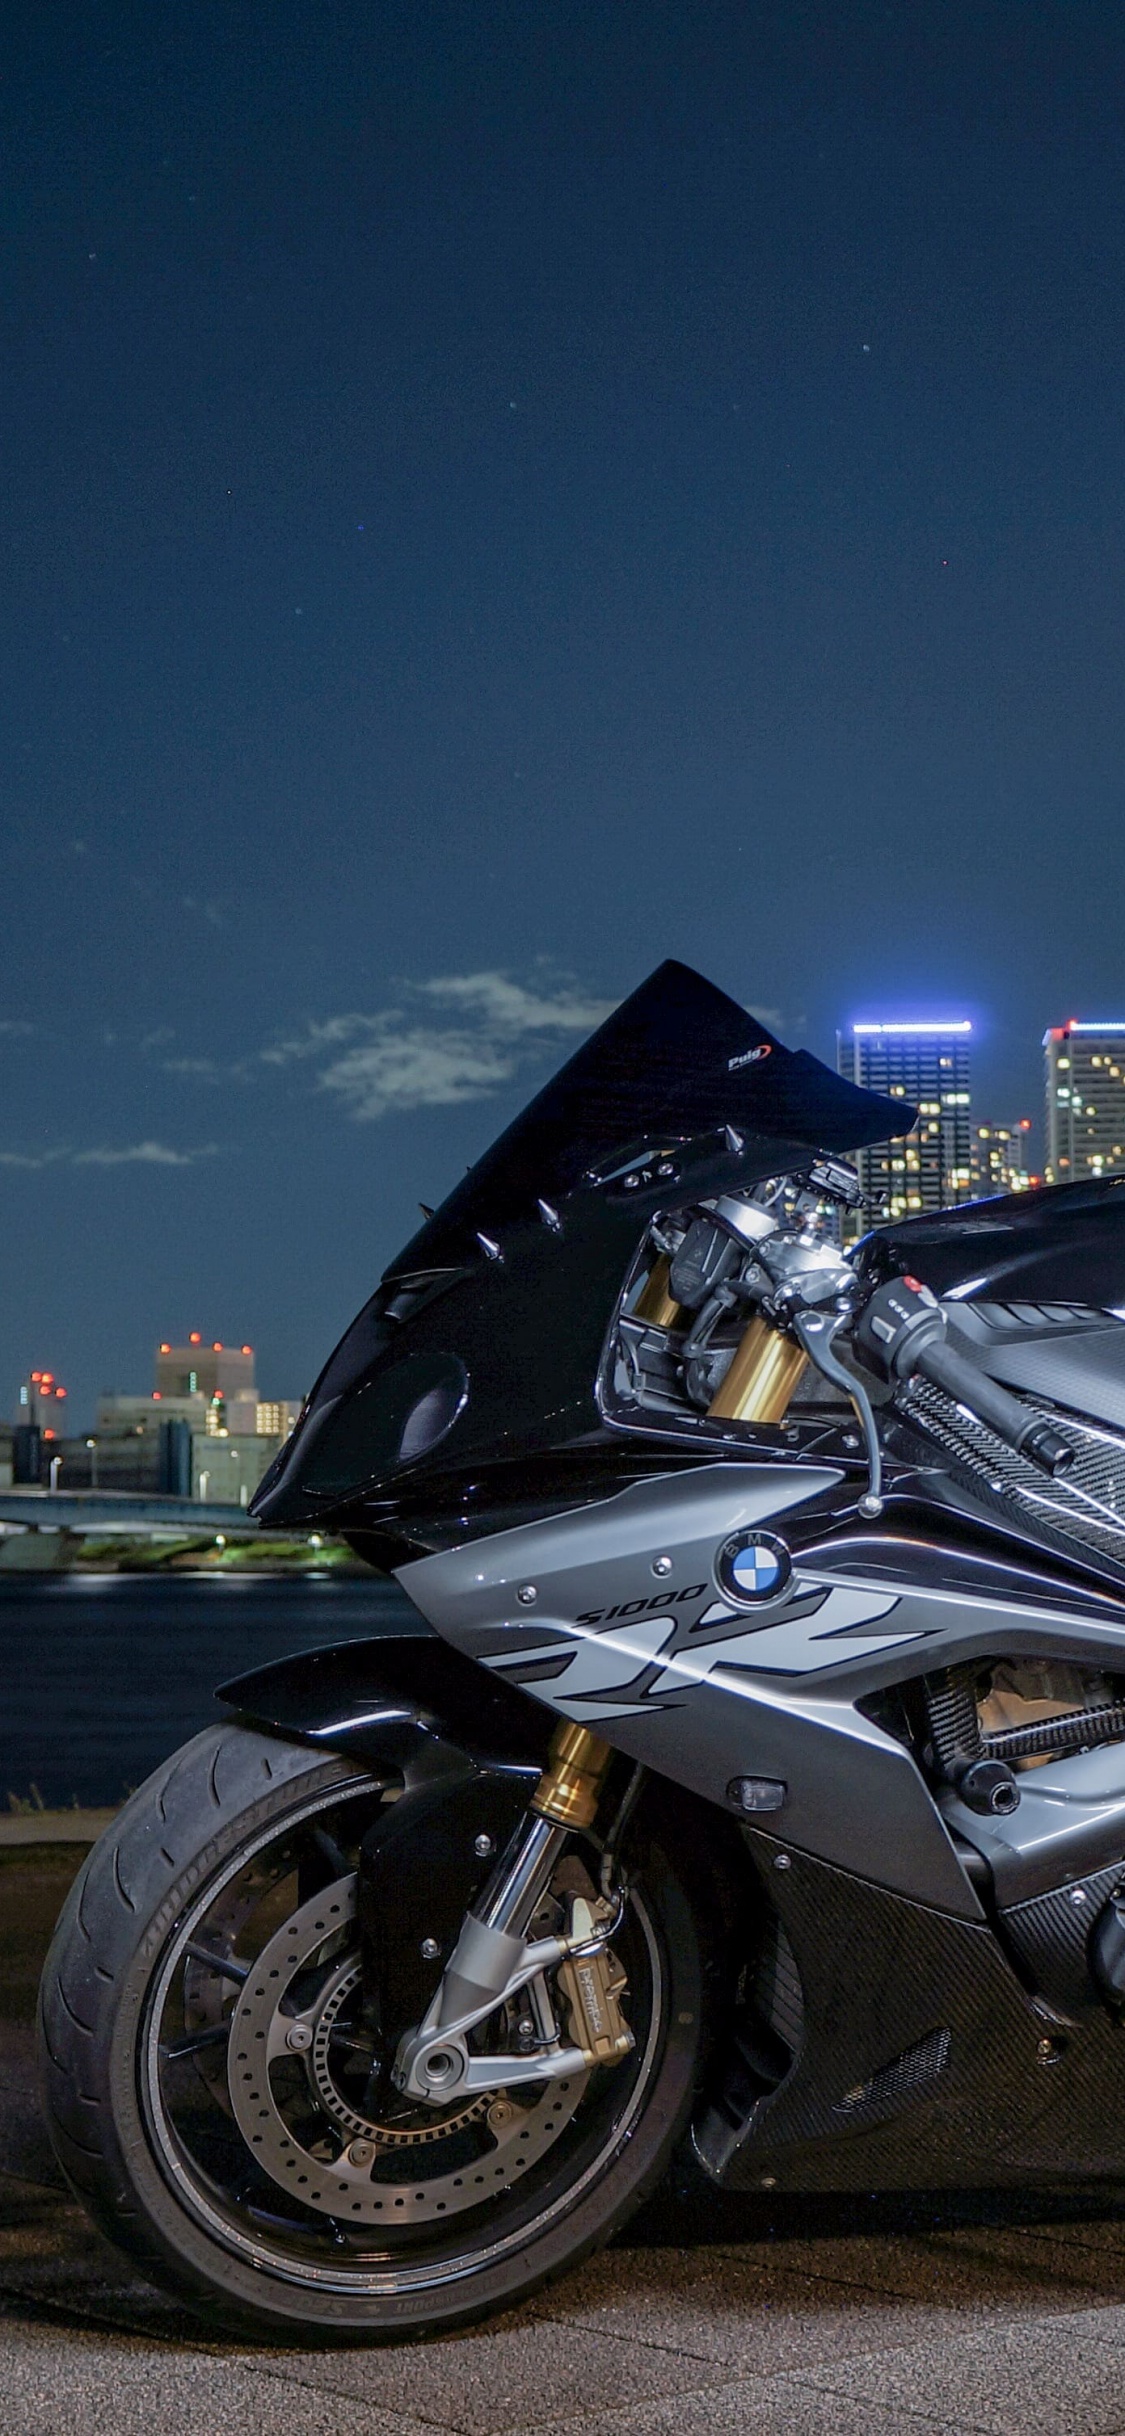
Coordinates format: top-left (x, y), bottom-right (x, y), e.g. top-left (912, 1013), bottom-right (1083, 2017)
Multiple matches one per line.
top-left (38, 1723), bottom-right (704, 2341)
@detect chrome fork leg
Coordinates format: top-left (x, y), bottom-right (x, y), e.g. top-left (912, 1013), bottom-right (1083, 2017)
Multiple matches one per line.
top-left (434, 1725), bottom-right (614, 2023)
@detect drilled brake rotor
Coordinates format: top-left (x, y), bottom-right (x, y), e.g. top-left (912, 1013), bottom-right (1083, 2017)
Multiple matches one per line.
top-left (226, 1875), bottom-right (586, 2224)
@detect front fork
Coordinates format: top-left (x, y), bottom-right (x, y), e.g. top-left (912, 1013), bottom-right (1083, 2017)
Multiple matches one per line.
top-left (393, 1723), bottom-right (634, 2102)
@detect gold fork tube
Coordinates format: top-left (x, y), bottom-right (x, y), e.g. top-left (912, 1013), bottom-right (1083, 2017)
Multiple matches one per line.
top-left (632, 1254), bottom-right (684, 1331)
top-left (707, 1316), bottom-right (808, 1424)
top-left (532, 1722), bottom-right (614, 1831)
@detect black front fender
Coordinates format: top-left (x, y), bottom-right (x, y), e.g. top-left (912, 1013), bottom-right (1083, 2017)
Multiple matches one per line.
top-left (220, 1631), bottom-right (555, 2081)
top-left (216, 1630), bottom-right (552, 1778)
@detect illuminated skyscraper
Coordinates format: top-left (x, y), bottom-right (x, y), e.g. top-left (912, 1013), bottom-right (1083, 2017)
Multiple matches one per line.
top-left (836, 1020), bottom-right (973, 1222)
top-left (1044, 1023), bottom-right (1125, 1183)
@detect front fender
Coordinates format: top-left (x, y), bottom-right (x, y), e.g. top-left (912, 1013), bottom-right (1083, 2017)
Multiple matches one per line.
top-left (216, 1629), bottom-right (551, 1777)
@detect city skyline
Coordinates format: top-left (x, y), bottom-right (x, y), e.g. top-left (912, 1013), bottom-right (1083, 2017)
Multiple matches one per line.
top-left (12, 988), bottom-right (1124, 1431)
top-left (4, 6), bottom-right (1125, 1423)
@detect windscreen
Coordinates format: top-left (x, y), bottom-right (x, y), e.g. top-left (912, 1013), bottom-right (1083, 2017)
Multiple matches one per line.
top-left (252, 961), bottom-right (913, 1523)
top-left (387, 959), bottom-right (909, 1274)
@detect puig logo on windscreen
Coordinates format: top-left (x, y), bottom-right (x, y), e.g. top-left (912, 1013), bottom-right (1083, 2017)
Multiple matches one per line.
top-left (727, 1043), bottom-right (772, 1072)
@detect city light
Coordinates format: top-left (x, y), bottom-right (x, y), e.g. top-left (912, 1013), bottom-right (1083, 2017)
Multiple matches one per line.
top-left (851, 1020), bottom-right (973, 1036)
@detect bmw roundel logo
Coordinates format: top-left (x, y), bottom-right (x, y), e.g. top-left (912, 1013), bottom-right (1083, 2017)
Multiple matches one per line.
top-left (716, 1529), bottom-right (792, 1607)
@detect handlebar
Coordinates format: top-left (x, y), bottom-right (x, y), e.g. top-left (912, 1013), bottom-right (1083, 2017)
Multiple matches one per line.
top-left (854, 1278), bottom-right (1074, 1478)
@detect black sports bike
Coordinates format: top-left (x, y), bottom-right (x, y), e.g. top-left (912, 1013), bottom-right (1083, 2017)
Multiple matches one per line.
top-left (39, 960), bottom-right (1125, 2339)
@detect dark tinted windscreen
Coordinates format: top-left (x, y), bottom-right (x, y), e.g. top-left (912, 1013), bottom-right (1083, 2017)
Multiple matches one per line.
top-left (389, 958), bottom-right (910, 1274)
top-left (252, 961), bottom-right (914, 1522)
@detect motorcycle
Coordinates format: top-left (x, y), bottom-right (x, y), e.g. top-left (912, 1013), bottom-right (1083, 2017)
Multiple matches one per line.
top-left (39, 958), bottom-right (1125, 2339)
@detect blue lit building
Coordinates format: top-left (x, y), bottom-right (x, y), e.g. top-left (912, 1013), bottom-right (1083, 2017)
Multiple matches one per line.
top-left (1044, 1022), bottom-right (1125, 1184)
top-left (836, 1020), bottom-right (973, 1222)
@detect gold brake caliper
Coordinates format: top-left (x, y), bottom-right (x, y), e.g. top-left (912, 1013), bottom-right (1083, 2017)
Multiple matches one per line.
top-left (555, 1894), bottom-right (634, 2068)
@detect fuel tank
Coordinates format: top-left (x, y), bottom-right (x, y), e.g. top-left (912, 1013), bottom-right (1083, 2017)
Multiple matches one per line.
top-left (856, 1175), bottom-right (1125, 1312)
top-left (857, 1179), bottom-right (1125, 1578)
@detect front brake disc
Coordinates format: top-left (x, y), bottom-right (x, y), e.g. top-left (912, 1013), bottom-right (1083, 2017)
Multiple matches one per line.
top-left (226, 1876), bottom-right (586, 2224)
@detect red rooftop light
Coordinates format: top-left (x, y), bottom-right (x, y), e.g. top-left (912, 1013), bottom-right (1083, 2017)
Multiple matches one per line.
top-left (213, 1341), bottom-right (223, 1351)
top-left (159, 1342), bottom-right (171, 1353)
top-left (241, 1344), bottom-right (252, 1355)
top-left (31, 1371), bottom-right (42, 1382)
top-left (189, 1333), bottom-right (201, 1345)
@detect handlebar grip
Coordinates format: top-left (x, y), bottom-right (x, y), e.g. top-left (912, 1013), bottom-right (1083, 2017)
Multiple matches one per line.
top-left (912, 1337), bottom-right (1073, 1476)
top-left (854, 1276), bottom-right (1074, 1478)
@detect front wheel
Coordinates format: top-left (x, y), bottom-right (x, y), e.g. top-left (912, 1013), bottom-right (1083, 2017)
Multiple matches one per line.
top-left (38, 1723), bottom-right (705, 2340)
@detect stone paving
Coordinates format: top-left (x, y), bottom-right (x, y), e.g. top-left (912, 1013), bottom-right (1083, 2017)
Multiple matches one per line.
top-left (10, 1844), bottom-right (1125, 2433)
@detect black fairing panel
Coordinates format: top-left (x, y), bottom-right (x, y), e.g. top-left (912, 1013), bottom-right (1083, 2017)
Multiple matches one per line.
top-left (856, 1175), bottom-right (1125, 1307)
top-left (253, 961), bottom-right (909, 1526)
top-left (216, 1630), bottom-right (552, 1773)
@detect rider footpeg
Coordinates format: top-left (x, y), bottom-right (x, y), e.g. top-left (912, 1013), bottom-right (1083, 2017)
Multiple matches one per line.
top-left (556, 1898), bottom-right (634, 2068)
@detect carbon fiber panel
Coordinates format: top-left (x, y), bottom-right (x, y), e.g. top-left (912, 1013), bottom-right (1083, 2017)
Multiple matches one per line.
top-left (699, 1836), bottom-right (1125, 2193)
top-left (904, 1377), bottom-right (1125, 1575)
top-left (1001, 1860), bottom-right (1125, 2019)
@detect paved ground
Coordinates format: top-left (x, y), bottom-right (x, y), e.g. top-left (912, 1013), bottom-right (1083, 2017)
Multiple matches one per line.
top-left (12, 1848), bottom-right (1125, 2432)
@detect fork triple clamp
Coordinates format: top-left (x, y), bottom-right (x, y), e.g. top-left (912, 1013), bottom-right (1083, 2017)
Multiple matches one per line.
top-left (393, 1723), bottom-right (635, 2104)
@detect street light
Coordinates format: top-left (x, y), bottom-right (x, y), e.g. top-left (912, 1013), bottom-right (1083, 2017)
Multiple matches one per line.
top-left (86, 1437), bottom-right (97, 1490)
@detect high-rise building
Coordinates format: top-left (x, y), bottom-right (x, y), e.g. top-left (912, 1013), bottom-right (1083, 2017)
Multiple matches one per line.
top-left (15, 1369), bottom-right (69, 1435)
top-left (969, 1119), bottom-right (1035, 1198)
top-left (836, 1020), bottom-right (973, 1223)
top-left (1044, 1023), bottom-right (1125, 1184)
top-left (155, 1337), bottom-right (258, 1434)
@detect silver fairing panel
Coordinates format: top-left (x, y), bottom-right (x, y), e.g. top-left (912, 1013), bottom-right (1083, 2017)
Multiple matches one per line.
top-left (400, 1464), bottom-right (1125, 1921)
top-left (399, 1465), bottom-right (977, 1914)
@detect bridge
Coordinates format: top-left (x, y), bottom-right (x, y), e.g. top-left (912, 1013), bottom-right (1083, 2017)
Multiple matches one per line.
top-left (0, 1489), bottom-right (263, 1534)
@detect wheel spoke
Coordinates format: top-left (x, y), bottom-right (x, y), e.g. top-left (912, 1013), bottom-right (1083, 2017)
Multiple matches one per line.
top-left (184, 1940), bottom-right (250, 1983)
top-left (327, 2028), bottom-right (376, 2058)
top-left (161, 2020), bottom-right (233, 2062)
top-left (311, 1826), bottom-right (351, 1881)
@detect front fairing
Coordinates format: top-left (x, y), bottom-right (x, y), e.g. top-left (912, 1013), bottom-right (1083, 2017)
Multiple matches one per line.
top-left (252, 960), bottom-right (909, 1528)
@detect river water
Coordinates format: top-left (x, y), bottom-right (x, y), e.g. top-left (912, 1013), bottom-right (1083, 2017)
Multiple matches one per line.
top-left (0, 1573), bottom-right (427, 1808)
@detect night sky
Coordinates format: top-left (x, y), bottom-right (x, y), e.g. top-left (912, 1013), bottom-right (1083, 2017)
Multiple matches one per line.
top-left (4, 3), bottom-right (1125, 1424)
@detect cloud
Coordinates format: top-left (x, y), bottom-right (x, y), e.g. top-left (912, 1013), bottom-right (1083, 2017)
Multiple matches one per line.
top-left (413, 973), bottom-right (617, 1034)
top-left (0, 1141), bottom-right (220, 1171)
top-left (267, 970), bottom-right (619, 1122)
top-left (73, 1140), bottom-right (221, 1167)
top-left (319, 1025), bottom-right (522, 1120)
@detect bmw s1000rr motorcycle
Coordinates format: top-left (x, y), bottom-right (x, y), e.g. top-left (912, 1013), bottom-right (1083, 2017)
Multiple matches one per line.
top-left (39, 960), bottom-right (1125, 2339)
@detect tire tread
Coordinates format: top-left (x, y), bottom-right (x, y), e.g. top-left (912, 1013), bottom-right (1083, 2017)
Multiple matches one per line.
top-left (39, 1724), bottom-right (356, 2279)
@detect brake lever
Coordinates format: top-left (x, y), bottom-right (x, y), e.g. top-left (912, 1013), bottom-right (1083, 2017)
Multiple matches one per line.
top-left (790, 1308), bottom-right (884, 1518)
